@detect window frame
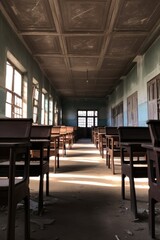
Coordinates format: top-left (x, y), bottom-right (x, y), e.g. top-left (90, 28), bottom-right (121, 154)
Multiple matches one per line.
top-left (77, 110), bottom-right (98, 128)
top-left (32, 79), bottom-right (39, 124)
top-left (5, 60), bottom-right (24, 118)
top-left (41, 89), bottom-right (48, 125)
top-left (49, 95), bottom-right (53, 125)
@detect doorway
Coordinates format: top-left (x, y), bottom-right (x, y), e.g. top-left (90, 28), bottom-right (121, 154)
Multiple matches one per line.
top-left (77, 110), bottom-right (98, 139)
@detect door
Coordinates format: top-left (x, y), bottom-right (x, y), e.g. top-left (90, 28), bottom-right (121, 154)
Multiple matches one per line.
top-left (77, 110), bottom-right (98, 139)
top-left (127, 91), bottom-right (138, 126)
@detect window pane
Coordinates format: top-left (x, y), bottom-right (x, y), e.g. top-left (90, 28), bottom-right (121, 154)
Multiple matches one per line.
top-left (44, 95), bottom-right (48, 125)
top-left (87, 117), bottom-right (94, 127)
top-left (33, 106), bottom-right (38, 114)
top-left (87, 111), bottom-right (94, 116)
top-left (49, 100), bottom-right (53, 111)
top-left (14, 70), bottom-right (22, 96)
top-left (15, 95), bottom-right (22, 107)
top-left (95, 111), bottom-right (98, 116)
top-left (35, 88), bottom-right (39, 100)
top-left (5, 62), bottom-right (13, 90)
top-left (32, 82), bottom-right (39, 123)
top-left (95, 117), bottom-right (98, 126)
top-left (78, 111), bottom-right (86, 116)
top-left (33, 114), bottom-right (37, 123)
top-left (5, 103), bottom-right (12, 117)
top-left (78, 117), bottom-right (86, 127)
top-left (6, 91), bottom-right (12, 103)
top-left (49, 99), bottom-right (53, 125)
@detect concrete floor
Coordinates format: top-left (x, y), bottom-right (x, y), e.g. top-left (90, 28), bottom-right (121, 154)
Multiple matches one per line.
top-left (0, 138), bottom-right (160, 240)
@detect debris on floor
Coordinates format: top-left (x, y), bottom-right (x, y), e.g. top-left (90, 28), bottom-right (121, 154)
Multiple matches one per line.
top-left (44, 196), bottom-right (59, 206)
top-left (30, 199), bottom-right (38, 212)
top-left (125, 229), bottom-right (134, 236)
top-left (31, 217), bottom-right (55, 230)
top-left (115, 235), bottom-right (120, 240)
top-left (0, 225), bottom-right (6, 231)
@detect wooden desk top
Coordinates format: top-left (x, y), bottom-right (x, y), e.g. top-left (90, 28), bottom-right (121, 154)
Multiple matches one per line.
top-left (0, 141), bottom-right (30, 147)
top-left (105, 134), bottom-right (119, 139)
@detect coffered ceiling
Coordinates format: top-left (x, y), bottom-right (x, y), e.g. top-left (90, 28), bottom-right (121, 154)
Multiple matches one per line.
top-left (1, 0), bottom-right (160, 98)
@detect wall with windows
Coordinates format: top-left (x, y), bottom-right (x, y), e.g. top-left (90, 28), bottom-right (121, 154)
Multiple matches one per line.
top-left (0, 12), bottom-right (61, 123)
top-left (106, 36), bottom-right (160, 126)
top-left (62, 97), bottom-right (107, 126)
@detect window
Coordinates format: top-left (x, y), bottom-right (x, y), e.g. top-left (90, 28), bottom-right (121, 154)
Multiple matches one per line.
top-left (5, 61), bottom-right (23, 118)
top-left (32, 79), bottom-right (39, 123)
top-left (78, 110), bottom-right (98, 127)
top-left (41, 89), bottom-right (48, 125)
top-left (54, 101), bottom-right (58, 125)
top-left (49, 96), bottom-right (53, 125)
top-left (147, 76), bottom-right (160, 119)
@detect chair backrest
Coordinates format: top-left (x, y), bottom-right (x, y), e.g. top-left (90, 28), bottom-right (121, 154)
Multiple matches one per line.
top-left (51, 126), bottom-right (61, 135)
top-left (106, 126), bottom-right (118, 135)
top-left (31, 125), bottom-right (52, 140)
top-left (60, 126), bottom-right (67, 134)
top-left (118, 126), bottom-right (151, 143)
top-left (147, 120), bottom-right (160, 147)
top-left (98, 127), bottom-right (106, 133)
top-left (0, 118), bottom-right (33, 142)
top-left (66, 126), bottom-right (74, 133)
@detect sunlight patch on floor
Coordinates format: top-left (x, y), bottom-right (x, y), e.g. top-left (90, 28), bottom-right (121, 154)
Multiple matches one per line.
top-left (52, 157), bottom-right (101, 163)
top-left (30, 173), bottom-right (149, 189)
top-left (58, 180), bottom-right (115, 187)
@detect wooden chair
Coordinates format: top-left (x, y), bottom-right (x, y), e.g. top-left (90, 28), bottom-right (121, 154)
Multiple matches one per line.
top-left (66, 126), bottom-right (75, 149)
top-left (60, 126), bottom-right (67, 155)
top-left (52, 126), bottom-right (66, 157)
top-left (106, 127), bottom-right (120, 174)
top-left (0, 118), bottom-right (32, 240)
top-left (96, 126), bottom-right (106, 151)
top-left (98, 127), bottom-right (107, 158)
top-left (118, 126), bottom-right (151, 218)
top-left (145, 119), bottom-right (160, 238)
top-left (93, 127), bottom-right (98, 147)
top-left (50, 133), bottom-right (60, 173)
top-left (0, 124), bottom-right (52, 214)
top-left (29, 125), bottom-right (52, 214)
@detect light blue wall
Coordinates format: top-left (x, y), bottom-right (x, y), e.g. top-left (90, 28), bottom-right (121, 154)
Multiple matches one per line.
top-left (0, 12), bottom-right (61, 120)
top-left (106, 36), bottom-right (160, 126)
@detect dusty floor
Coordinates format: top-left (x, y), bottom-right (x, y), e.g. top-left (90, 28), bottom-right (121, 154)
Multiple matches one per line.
top-left (0, 138), bottom-right (160, 240)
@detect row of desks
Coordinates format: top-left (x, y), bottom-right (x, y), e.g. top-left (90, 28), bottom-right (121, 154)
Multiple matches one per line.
top-left (30, 131), bottom-right (73, 213)
top-left (0, 131), bottom-right (73, 215)
top-left (96, 129), bottom-right (153, 219)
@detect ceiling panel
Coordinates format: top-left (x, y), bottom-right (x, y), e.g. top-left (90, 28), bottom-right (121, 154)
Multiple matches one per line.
top-left (1, 0), bottom-right (56, 31)
top-left (24, 35), bottom-right (61, 54)
top-left (114, 0), bottom-right (160, 31)
top-left (69, 57), bottom-right (98, 70)
top-left (65, 36), bottom-right (103, 55)
top-left (37, 56), bottom-right (66, 69)
top-left (1, 0), bottom-right (160, 98)
top-left (106, 33), bottom-right (147, 56)
top-left (59, 0), bottom-right (111, 32)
